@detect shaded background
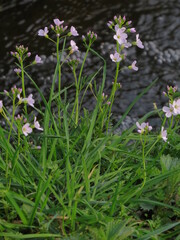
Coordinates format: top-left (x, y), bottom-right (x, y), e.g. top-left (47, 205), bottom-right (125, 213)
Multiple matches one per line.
top-left (0, 0), bottom-right (180, 121)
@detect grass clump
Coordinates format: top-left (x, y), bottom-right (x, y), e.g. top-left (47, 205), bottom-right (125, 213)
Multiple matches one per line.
top-left (0, 15), bottom-right (180, 239)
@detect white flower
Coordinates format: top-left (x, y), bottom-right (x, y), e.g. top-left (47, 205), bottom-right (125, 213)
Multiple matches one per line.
top-left (70, 40), bottom-right (78, 53)
top-left (110, 51), bottom-right (122, 62)
top-left (136, 34), bottom-right (144, 49)
top-left (53, 19), bottom-right (64, 26)
top-left (34, 117), bottom-right (43, 131)
top-left (38, 27), bottom-right (49, 37)
top-left (136, 122), bottom-right (152, 134)
top-left (162, 104), bottom-right (175, 118)
top-left (22, 123), bottom-right (32, 136)
top-left (160, 127), bottom-right (167, 142)
top-left (21, 94), bottom-right (35, 107)
top-left (172, 99), bottom-right (180, 115)
top-left (113, 28), bottom-right (128, 45)
top-left (35, 55), bottom-right (42, 64)
top-left (131, 60), bottom-right (138, 71)
top-left (70, 26), bottom-right (79, 36)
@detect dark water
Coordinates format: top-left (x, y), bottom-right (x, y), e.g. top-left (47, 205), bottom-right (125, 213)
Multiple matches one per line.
top-left (1, 0), bottom-right (180, 121)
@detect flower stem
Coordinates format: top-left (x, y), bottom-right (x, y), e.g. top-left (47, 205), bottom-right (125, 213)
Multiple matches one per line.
top-left (20, 59), bottom-right (27, 116)
top-left (106, 43), bottom-right (120, 130)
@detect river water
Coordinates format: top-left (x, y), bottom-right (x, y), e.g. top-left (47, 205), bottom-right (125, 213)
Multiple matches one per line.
top-left (0, 0), bottom-right (180, 122)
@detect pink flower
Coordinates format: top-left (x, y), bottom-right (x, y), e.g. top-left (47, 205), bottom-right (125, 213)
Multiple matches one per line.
top-left (0, 100), bottom-right (3, 113)
top-left (162, 104), bottom-right (175, 118)
top-left (172, 99), bottom-right (180, 115)
top-left (160, 127), bottom-right (167, 142)
top-left (131, 60), bottom-right (138, 71)
top-left (110, 51), bottom-right (122, 62)
top-left (22, 123), bottom-right (32, 136)
top-left (114, 28), bottom-right (128, 45)
top-left (70, 40), bottom-right (78, 53)
top-left (70, 26), bottom-right (79, 36)
top-left (130, 28), bottom-right (136, 33)
top-left (53, 19), bottom-right (64, 26)
top-left (107, 21), bottom-right (113, 28)
top-left (22, 94), bottom-right (35, 107)
top-left (136, 122), bottom-right (152, 134)
top-left (124, 42), bottom-right (132, 48)
top-left (38, 27), bottom-right (49, 37)
top-left (34, 117), bottom-right (43, 131)
top-left (14, 68), bottom-right (21, 74)
top-left (136, 34), bottom-right (144, 49)
top-left (35, 55), bottom-right (42, 64)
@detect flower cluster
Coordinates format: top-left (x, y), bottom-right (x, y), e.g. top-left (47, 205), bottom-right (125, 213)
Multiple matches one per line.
top-left (108, 15), bottom-right (144, 71)
top-left (136, 122), bottom-right (152, 134)
top-left (38, 18), bottom-right (79, 39)
top-left (11, 45), bottom-right (30, 63)
top-left (11, 45), bottom-right (42, 74)
top-left (82, 30), bottom-right (97, 45)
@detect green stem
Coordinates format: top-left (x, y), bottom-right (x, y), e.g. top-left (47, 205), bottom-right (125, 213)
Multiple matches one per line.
top-left (20, 59), bottom-right (27, 115)
top-left (145, 138), bottom-right (159, 157)
top-left (140, 134), bottom-right (147, 190)
top-left (56, 36), bottom-right (61, 101)
top-left (71, 67), bottom-right (79, 125)
top-left (106, 43), bottom-right (120, 130)
top-left (71, 43), bottom-right (91, 125)
top-left (5, 96), bottom-right (16, 182)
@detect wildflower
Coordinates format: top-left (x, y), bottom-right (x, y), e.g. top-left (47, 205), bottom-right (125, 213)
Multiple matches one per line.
top-left (22, 94), bottom-right (35, 107)
top-left (82, 35), bottom-right (86, 42)
top-left (34, 117), bottom-right (43, 131)
top-left (87, 31), bottom-right (97, 40)
top-left (124, 42), bottom-right (132, 48)
top-left (129, 60), bottom-right (138, 71)
top-left (172, 99), bottom-right (180, 115)
top-left (14, 68), bottom-right (21, 74)
top-left (70, 40), bottom-right (78, 53)
top-left (34, 55), bottom-right (42, 64)
top-left (25, 94), bottom-right (35, 107)
top-left (136, 122), bottom-right (152, 134)
top-left (162, 104), bottom-right (175, 118)
top-left (136, 34), bottom-right (144, 49)
top-left (114, 28), bottom-right (127, 45)
top-left (53, 19), bottom-right (64, 26)
top-left (160, 127), bottom-right (167, 142)
top-left (15, 114), bottom-right (23, 121)
top-left (130, 28), bottom-right (136, 33)
top-left (127, 20), bottom-right (132, 25)
top-left (0, 100), bottom-right (3, 113)
top-left (102, 93), bottom-right (108, 99)
top-left (106, 101), bottom-right (111, 105)
top-left (70, 26), bottom-right (79, 36)
top-left (110, 51), bottom-right (122, 62)
top-left (4, 90), bottom-right (9, 96)
top-left (27, 52), bottom-right (31, 57)
top-left (22, 123), bottom-right (32, 136)
top-left (114, 25), bottom-right (125, 32)
top-left (38, 27), bottom-right (49, 37)
top-left (107, 21), bottom-right (113, 28)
